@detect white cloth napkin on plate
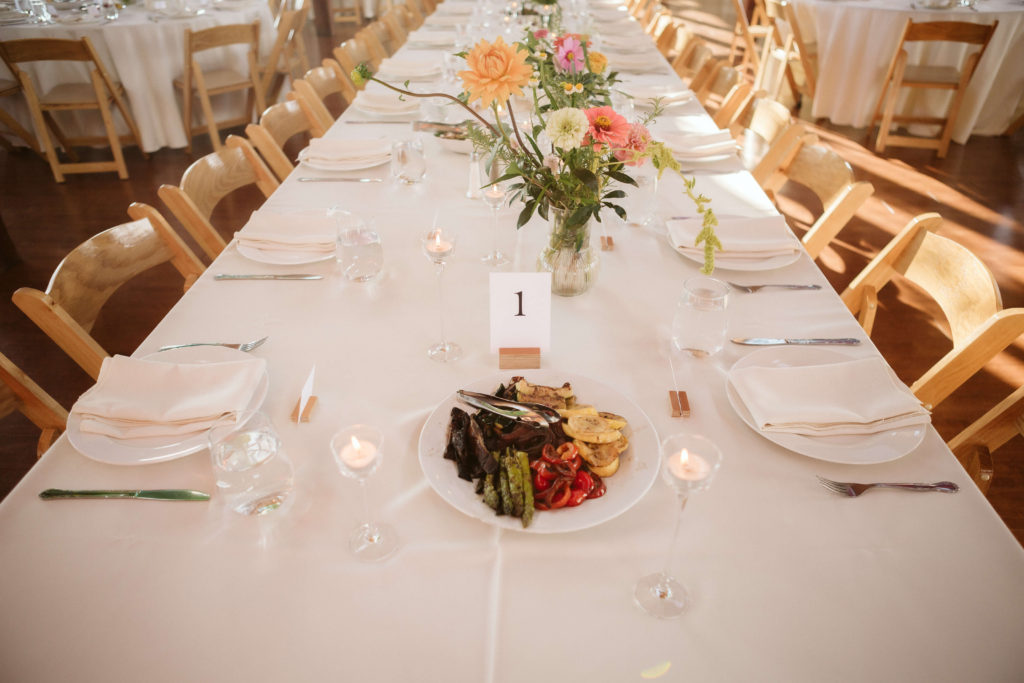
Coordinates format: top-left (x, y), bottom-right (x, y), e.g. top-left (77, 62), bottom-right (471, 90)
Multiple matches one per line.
top-left (234, 210), bottom-right (336, 253)
top-left (668, 215), bottom-right (800, 260)
top-left (72, 355), bottom-right (266, 439)
top-left (626, 86), bottom-right (691, 106)
top-left (299, 137), bottom-right (391, 166)
top-left (354, 87), bottom-right (421, 115)
top-left (729, 357), bottom-right (932, 436)
top-left (408, 29), bottom-right (455, 46)
top-left (661, 130), bottom-right (738, 159)
top-left (377, 57), bottom-right (441, 81)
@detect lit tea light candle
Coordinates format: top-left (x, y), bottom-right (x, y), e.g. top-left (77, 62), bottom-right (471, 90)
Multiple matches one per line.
top-left (667, 448), bottom-right (710, 482)
top-left (340, 435), bottom-right (377, 469)
top-left (426, 229), bottom-right (454, 259)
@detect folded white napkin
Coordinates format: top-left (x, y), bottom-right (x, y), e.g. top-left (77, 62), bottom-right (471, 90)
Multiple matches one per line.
top-left (729, 357), bottom-right (932, 436)
top-left (408, 29), bottom-right (456, 46)
top-left (626, 86), bottom-right (692, 106)
top-left (72, 355), bottom-right (266, 439)
top-left (661, 130), bottom-right (738, 159)
top-left (299, 137), bottom-right (391, 166)
top-left (377, 57), bottom-right (441, 81)
top-left (354, 88), bottom-right (421, 115)
top-left (669, 215), bottom-right (800, 260)
top-left (235, 210), bottom-right (336, 253)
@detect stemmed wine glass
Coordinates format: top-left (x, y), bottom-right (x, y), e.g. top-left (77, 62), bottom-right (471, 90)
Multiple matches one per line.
top-left (421, 227), bottom-right (461, 362)
top-left (635, 433), bottom-right (722, 618)
top-left (480, 176), bottom-right (510, 267)
top-left (330, 424), bottom-right (398, 561)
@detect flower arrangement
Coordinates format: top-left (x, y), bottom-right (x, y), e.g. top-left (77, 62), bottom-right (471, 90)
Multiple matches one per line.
top-left (351, 31), bottom-right (719, 294)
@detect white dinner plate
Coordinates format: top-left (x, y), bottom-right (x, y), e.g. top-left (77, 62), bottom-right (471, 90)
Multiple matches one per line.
top-left (725, 347), bottom-right (927, 464)
top-left (54, 12), bottom-right (105, 24)
top-left (666, 231), bottom-right (802, 272)
top-left (297, 151), bottom-right (391, 172)
top-left (66, 347), bottom-right (269, 466)
top-left (236, 242), bottom-right (335, 265)
top-left (418, 371), bottom-right (660, 533)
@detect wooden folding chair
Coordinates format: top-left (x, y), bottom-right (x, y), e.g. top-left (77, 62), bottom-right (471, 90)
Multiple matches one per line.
top-left (759, 132), bottom-right (874, 258)
top-left (871, 19), bottom-right (998, 158)
top-left (0, 78), bottom-right (40, 154)
top-left (381, 6), bottom-right (414, 49)
top-left (757, 0), bottom-right (816, 106)
top-left (694, 62), bottom-right (741, 112)
top-left (948, 384), bottom-right (1024, 494)
top-left (259, 4), bottom-right (311, 105)
top-left (158, 135), bottom-right (279, 261)
top-left (713, 81), bottom-right (756, 129)
top-left (248, 98), bottom-right (320, 181)
top-left (840, 213), bottom-right (1024, 410)
top-left (11, 204), bottom-right (205, 380)
top-left (173, 21), bottom-right (265, 154)
top-left (335, 37), bottom-right (379, 76)
top-left (671, 42), bottom-right (712, 84)
top-left (331, 0), bottom-right (363, 26)
top-left (358, 23), bottom-right (394, 61)
top-left (289, 61), bottom-right (356, 137)
top-left (645, 9), bottom-right (673, 39)
top-left (0, 37), bottom-right (147, 182)
top-left (0, 350), bottom-right (68, 458)
top-left (729, 0), bottom-right (770, 78)
top-left (731, 94), bottom-right (797, 184)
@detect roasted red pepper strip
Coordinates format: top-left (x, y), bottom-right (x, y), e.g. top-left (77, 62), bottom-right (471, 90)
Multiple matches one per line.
top-left (547, 481), bottom-right (572, 509)
top-left (556, 442), bottom-right (579, 461)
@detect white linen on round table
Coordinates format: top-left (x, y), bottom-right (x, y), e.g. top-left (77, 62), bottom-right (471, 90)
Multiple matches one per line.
top-left (0, 4), bottom-right (275, 151)
top-left (791, 0), bottom-right (1024, 142)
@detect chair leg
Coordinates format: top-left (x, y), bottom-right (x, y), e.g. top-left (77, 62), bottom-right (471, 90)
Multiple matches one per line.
top-left (193, 70), bottom-right (221, 152)
top-left (42, 111), bottom-right (78, 162)
top-left (109, 84), bottom-right (148, 160)
top-left (32, 111), bottom-right (65, 183)
top-left (90, 70), bottom-right (128, 179)
top-left (0, 106), bottom-right (40, 154)
top-left (876, 54), bottom-right (907, 154)
top-left (182, 87), bottom-right (193, 156)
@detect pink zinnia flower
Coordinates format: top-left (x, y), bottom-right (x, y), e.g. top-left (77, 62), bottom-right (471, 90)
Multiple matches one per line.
top-left (614, 122), bottom-right (652, 166)
top-left (554, 37), bottom-right (585, 74)
top-left (534, 29), bottom-right (549, 39)
top-left (584, 106), bottom-right (630, 149)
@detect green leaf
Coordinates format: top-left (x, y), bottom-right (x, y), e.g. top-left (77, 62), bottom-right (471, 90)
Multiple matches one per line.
top-left (572, 168), bottom-right (599, 194)
top-left (517, 201), bottom-right (537, 229)
top-left (610, 203), bottom-right (627, 220)
top-left (566, 205), bottom-right (592, 229)
top-left (608, 170), bottom-right (637, 187)
top-left (603, 189), bottom-right (626, 200)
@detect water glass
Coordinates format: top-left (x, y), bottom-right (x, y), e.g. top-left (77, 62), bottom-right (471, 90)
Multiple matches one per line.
top-left (442, 52), bottom-right (463, 84)
top-left (671, 276), bottom-right (730, 358)
top-left (208, 410), bottom-right (294, 516)
top-left (102, 0), bottom-right (118, 19)
top-left (391, 138), bottom-right (426, 184)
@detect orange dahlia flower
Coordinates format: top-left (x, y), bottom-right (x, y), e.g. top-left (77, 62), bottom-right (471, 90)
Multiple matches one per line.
top-left (459, 37), bottom-right (533, 109)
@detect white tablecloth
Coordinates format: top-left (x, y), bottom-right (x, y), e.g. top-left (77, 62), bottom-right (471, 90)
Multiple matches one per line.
top-left (0, 3), bottom-right (275, 151)
top-left (792, 0), bottom-right (1024, 142)
top-left (1, 6), bottom-right (1023, 681)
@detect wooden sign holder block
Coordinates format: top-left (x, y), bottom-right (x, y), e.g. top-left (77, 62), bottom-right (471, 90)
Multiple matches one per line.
top-left (600, 235), bottom-right (614, 250)
top-left (290, 395), bottom-right (318, 423)
top-left (669, 390), bottom-right (690, 418)
top-left (499, 347), bottom-right (541, 369)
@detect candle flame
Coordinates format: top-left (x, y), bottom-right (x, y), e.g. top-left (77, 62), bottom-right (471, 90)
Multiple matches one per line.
top-left (350, 435), bottom-right (361, 451)
top-left (432, 230), bottom-right (442, 247)
top-left (679, 448), bottom-right (689, 465)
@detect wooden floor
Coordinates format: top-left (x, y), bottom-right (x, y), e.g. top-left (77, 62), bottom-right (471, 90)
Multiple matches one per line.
top-left (1, 12), bottom-right (1022, 544)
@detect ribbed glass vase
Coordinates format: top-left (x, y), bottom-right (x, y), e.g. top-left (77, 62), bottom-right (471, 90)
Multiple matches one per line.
top-left (537, 207), bottom-right (600, 297)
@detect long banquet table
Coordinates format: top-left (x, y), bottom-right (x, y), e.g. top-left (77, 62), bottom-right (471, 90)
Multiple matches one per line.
top-left (1, 4), bottom-right (1023, 680)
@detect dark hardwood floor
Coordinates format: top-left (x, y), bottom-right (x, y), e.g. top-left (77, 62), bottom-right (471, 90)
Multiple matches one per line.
top-left (1, 15), bottom-right (1022, 544)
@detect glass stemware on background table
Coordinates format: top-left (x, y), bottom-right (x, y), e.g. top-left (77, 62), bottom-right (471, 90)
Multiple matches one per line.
top-left (635, 433), bottom-right (723, 618)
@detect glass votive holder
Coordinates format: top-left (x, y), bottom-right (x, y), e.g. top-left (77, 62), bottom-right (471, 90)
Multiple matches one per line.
top-left (338, 227), bottom-right (383, 282)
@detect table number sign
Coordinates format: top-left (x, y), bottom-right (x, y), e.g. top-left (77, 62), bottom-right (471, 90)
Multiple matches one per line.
top-left (490, 272), bottom-right (551, 368)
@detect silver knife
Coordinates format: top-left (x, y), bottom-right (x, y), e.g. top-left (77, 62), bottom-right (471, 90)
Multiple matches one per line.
top-left (297, 177), bottom-right (383, 183)
top-left (215, 273), bottom-right (323, 280)
top-left (731, 337), bottom-right (861, 346)
top-left (40, 488), bottom-right (211, 501)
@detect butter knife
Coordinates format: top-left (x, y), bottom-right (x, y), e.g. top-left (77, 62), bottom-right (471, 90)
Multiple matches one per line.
top-left (731, 337), bottom-right (861, 346)
top-left (40, 488), bottom-right (211, 501)
top-left (215, 273), bottom-right (323, 280)
top-left (297, 177), bottom-right (383, 183)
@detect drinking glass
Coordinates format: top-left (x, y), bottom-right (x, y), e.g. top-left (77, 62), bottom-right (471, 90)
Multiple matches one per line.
top-left (391, 138), bottom-right (426, 184)
top-left (331, 209), bottom-right (382, 282)
top-left (421, 227), bottom-right (461, 361)
top-left (635, 433), bottom-right (722, 618)
top-left (480, 172), bottom-right (510, 267)
top-left (330, 425), bottom-right (398, 561)
top-left (208, 410), bottom-right (294, 516)
top-left (671, 276), bottom-right (730, 358)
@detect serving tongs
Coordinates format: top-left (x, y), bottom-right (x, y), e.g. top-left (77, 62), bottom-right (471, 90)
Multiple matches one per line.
top-left (456, 390), bottom-right (562, 428)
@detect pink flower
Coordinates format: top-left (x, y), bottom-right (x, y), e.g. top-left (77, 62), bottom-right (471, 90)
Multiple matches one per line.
top-left (554, 37), bottom-right (585, 74)
top-left (584, 106), bottom-right (630, 150)
top-left (614, 122), bottom-right (652, 166)
top-left (534, 29), bottom-right (549, 39)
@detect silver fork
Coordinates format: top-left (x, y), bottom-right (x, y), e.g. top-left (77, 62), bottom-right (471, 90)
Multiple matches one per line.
top-left (727, 281), bottom-right (822, 293)
top-left (817, 475), bottom-right (959, 497)
top-left (158, 335), bottom-right (269, 353)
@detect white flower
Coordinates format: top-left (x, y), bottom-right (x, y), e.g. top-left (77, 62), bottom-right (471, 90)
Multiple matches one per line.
top-left (542, 154), bottom-right (560, 172)
top-left (545, 107), bottom-right (588, 150)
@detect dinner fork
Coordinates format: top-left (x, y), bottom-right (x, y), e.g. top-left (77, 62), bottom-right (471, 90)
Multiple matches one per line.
top-left (816, 475), bottom-right (959, 497)
top-left (158, 335), bottom-right (269, 353)
top-left (727, 281), bottom-right (822, 293)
